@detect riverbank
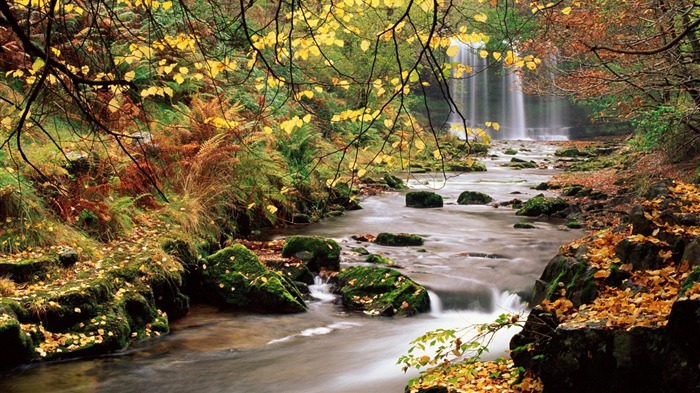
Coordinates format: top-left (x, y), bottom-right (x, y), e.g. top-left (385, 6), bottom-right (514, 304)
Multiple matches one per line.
top-left (406, 140), bottom-right (700, 392)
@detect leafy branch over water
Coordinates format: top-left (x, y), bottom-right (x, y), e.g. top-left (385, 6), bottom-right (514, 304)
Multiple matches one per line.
top-left (398, 312), bottom-right (542, 392)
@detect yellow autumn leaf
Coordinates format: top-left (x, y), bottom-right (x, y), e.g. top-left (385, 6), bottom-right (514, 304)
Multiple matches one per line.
top-left (357, 168), bottom-right (367, 178)
top-left (433, 149), bottom-right (442, 160)
top-left (493, 52), bottom-right (502, 61)
top-left (266, 205), bottom-right (278, 215)
top-left (31, 58), bottom-right (45, 73)
top-left (414, 139), bottom-right (425, 150)
top-left (124, 70), bottom-right (136, 82)
top-left (360, 40), bottom-right (370, 52)
top-left (474, 13), bottom-right (487, 23)
top-left (302, 113), bottom-right (312, 123)
top-left (479, 50), bottom-right (489, 59)
top-left (446, 45), bottom-right (459, 57)
top-left (491, 122), bottom-right (500, 131)
top-left (161, 1), bottom-right (172, 10)
top-left (561, 6), bottom-right (572, 15)
top-left (173, 73), bottom-right (185, 84)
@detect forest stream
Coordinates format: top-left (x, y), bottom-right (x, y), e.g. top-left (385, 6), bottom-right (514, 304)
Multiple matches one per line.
top-left (0, 141), bottom-right (583, 393)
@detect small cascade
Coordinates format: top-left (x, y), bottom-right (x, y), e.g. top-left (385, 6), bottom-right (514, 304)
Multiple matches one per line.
top-left (427, 290), bottom-right (443, 316)
top-left (491, 289), bottom-right (524, 313)
top-left (309, 276), bottom-right (337, 302)
top-left (448, 41), bottom-right (575, 141)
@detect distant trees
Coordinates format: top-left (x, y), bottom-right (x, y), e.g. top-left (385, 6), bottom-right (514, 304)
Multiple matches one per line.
top-left (521, 0), bottom-right (700, 158)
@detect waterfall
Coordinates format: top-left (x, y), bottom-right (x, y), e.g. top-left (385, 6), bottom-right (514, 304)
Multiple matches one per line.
top-left (448, 41), bottom-right (572, 141)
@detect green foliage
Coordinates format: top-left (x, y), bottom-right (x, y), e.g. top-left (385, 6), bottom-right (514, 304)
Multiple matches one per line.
top-left (631, 106), bottom-right (681, 151)
top-left (398, 313), bottom-right (524, 372)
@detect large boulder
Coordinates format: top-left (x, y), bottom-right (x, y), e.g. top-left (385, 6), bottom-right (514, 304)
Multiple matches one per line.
top-left (334, 266), bottom-right (430, 316)
top-left (281, 236), bottom-right (341, 271)
top-left (406, 191), bottom-right (443, 208)
top-left (457, 190), bottom-right (493, 205)
top-left (202, 245), bottom-right (306, 313)
top-left (531, 255), bottom-right (598, 308)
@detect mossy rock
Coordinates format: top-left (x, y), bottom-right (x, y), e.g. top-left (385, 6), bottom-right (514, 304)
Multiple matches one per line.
top-left (202, 245), bottom-right (306, 313)
top-left (366, 253), bottom-right (395, 265)
top-left (335, 266), bottom-right (430, 316)
top-left (383, 173), bottom-right (405, 189)
top-left (281, 236), bottom-right (341, 271)
top-left (554, 147), bottom-right (588, 157)
top-left (514, 222), bottom-right (536, 229)
top-left (0, 311), bottom-right (33, 368)
top-left (351, 247), bottom-right (370, 256)
top-left (504, 148), bottom-right (518, 155)
top-left (532, 255), bottom-right (598, 307)
top-left (566, 221), bottom-right (584, 229)
top-left (446, 161), bottom-right (487, 172)
top-left (25, 276), bottom-right (115, 332)
top-left (516, 194), bottom-right (569, 217)
top-left (457, 191), bottom-right (493, 205)
top-left (507, 157), bottom-right (538, 169)
top-left (0, 252), bottom-right (59, 283)
top-left (375, 232), bottom-right (424, 246)
top-left (267, 259), bottom-right (315, 285)
top-left (406, 191), bottom-right (443, 208)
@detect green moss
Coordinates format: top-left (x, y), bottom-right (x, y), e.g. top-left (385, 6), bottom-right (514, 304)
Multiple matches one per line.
top-left (680, 265), bottom-right (700, 295)
top-left (375, 232), bottom-right (424, 246)
top-left (0, 312), bottom-right (34, 367)
top-left (0, 251), bottom-right (59, 283)
top-left (383, 173), bottom-right (405, 189)
top-left (566, 221), bottom-right (584, 229)
top-left (281, 236), bottom-right (341, 271)
top-left (406, 191), bottom-right (443, 208)
top-left (335, 266), bottom-right (430, 316)
top-left (366, 253), bottom-right (395, 265)
top-left (514, 222), bottom-right (536, 229)
top-left (507, 157), bottom-right (538, 169)
top-left (504, 148), bottom-right (518, 155)
top-left (203, 245), bottom-right (307, 313)
top-left (516, 195), bottom-right (568, 217)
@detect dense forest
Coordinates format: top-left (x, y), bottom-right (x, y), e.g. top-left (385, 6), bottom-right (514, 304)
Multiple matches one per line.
top-left (0, 0), bottom-right (699, 392)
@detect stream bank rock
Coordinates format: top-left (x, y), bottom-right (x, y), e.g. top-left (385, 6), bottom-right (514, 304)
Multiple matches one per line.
top-left (200, 245), bottom-right (306, 313)
top-left (281, 236), bottom-right (341, 272)
top-left (516, 194), bottom-right (568, 217)
top-left (511, 182), bottom-right (700, 393)
top-left (406, 191), bottom-right (443, 208)
top-left (334, 266), bottom-right (430, 316)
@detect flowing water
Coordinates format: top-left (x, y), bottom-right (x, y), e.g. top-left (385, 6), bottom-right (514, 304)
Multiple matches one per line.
top-left (0, 141), bottom-right (582, 393)
top-left (448, 41), bottom-right (580, 141)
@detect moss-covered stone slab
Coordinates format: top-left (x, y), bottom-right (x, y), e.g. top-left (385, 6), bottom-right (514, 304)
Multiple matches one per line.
top-left (406, 191), bottom-right (443, 208)
top-left (281, 236), bottom-right (341, 272)
top-left (334, 266), bottom-right (430, 316)
top-left (516, 194), bottom-right (568, 217)
top-left (457, 191), bottom-right (493, 205)
top-left (375, 232), bottom-right (424, 246)
top-left (0, 252), bottom-right (58, 283)
top-left (202, 245), bottom-right (306, 313)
